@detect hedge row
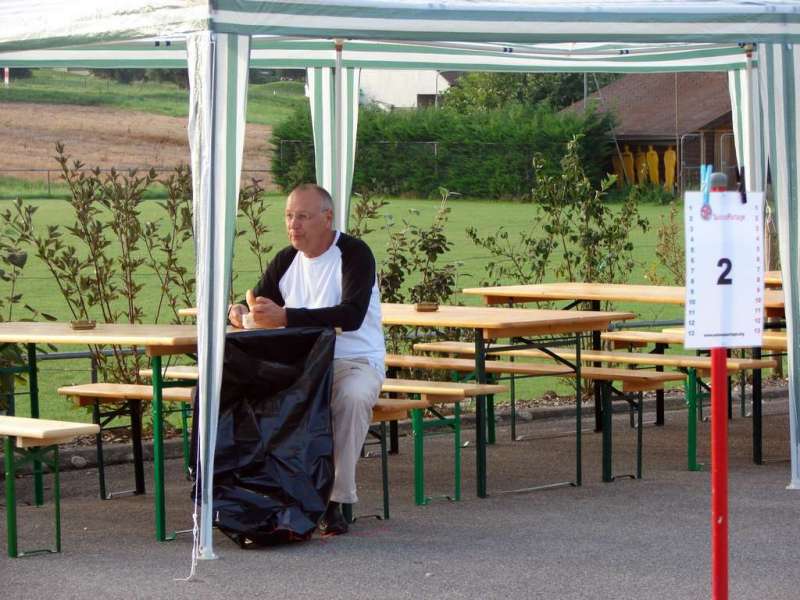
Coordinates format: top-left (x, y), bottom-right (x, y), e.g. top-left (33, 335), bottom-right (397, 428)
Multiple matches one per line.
top-left (270, 104), bottom-right (616, 199)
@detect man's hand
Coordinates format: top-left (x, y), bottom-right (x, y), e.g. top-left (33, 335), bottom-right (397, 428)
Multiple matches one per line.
top-left (228, 303), bottom-right (248, 328)
top-left (249, 297), bottom-right (288, 328)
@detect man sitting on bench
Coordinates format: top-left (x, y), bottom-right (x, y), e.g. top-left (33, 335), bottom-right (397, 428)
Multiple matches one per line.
top-left (228, 183), bottom-right (385, 537)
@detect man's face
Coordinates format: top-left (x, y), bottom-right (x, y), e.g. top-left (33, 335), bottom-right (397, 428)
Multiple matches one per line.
top-left (284, 189), bottom-right (333, 256)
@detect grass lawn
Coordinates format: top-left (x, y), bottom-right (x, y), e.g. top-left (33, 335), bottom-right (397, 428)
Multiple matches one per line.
top-left (1, 193), bottom-right (686, 423)
top-left (0, 69), bottom-right (306, 127)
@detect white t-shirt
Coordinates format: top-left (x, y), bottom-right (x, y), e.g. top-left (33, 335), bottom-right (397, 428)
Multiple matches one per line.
top-left (253, 231), bottom-right (385, 373)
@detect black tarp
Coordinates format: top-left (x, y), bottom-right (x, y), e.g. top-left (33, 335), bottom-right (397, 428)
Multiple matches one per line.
top-left (192, 327), bottom-right (335, 547)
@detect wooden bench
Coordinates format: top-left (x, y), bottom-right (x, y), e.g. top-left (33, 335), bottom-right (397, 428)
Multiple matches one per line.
top-left (0, 415), bottom-right (99, 557)
top-left (57, 383), bottom-right (194, 500)
top-left (367, 380), bottom-right (506, 516)
top-left (600, 329), bottom-right (783, 467)
top-left (385, 353), bottom-right (687, 482)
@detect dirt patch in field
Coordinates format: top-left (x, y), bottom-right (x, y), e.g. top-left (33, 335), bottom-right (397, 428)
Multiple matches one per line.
top-left (0, 102), bottom-right (276, 188)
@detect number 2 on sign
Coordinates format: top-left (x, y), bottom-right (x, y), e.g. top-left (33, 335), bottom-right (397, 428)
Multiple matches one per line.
top-left (717, 258), bottom-right (732, 285)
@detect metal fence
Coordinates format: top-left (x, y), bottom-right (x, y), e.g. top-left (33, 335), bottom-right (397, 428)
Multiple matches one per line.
top-left (0, 168), bottom-right (274, 197)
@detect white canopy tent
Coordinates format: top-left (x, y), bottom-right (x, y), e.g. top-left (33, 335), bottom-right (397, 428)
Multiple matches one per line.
top-left (2, 1), bottom-right (800, 562)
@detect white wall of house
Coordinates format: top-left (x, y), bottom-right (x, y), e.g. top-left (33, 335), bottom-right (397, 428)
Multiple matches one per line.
top-left (359, 69), bottom-right (450, 109)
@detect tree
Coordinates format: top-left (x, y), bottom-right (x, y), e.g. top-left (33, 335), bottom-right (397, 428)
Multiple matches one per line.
top-left (442, 72), bottom-right (620, 112)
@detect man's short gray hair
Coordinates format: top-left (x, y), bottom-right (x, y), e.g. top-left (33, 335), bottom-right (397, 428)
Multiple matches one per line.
top-left (290, 183), bottom-right (334, 214)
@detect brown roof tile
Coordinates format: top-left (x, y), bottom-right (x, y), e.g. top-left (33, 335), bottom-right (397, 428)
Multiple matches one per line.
top-left (563, 72), bottom-right (731, 138)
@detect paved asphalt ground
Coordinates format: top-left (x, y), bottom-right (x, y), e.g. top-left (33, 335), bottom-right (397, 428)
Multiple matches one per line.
top-left (2, 396), bottom-right (798, 599)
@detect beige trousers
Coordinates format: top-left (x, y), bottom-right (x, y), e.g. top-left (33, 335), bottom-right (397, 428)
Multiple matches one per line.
top-left (329, 358), bottom-right (384, 504)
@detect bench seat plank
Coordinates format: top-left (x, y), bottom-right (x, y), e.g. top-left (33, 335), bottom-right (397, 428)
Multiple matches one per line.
top-left (601, 330), bottom-right (787, 351)
top-left (58, 383), bottom-right (194, 405)
top-left (0, 415), bottom-right (99, 445)
top-left (386, 354), bottom-right (684, 387)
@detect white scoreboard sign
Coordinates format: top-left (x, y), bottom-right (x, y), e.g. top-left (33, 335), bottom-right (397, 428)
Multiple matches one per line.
top-left (684, 191), bottom-right (765, 349)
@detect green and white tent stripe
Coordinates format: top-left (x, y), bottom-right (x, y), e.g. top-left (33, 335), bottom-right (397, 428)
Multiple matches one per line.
top-left (186, 31), bottom-right (251, 559)
top-left (728, 59), bottom-right (767, 191)
top-left (209, 1), bottom-right (800, 44)
top-left (307, 65), bottom-right (361, 232)
top-left (0, 39), bottom-right (749, 72)
top-left (758, 42), bottom-right (800, 488)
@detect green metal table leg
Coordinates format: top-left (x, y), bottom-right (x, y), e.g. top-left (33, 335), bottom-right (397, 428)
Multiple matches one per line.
top-left (180, 403), bottom-right (191, 476)
top-left (636, 392), bottom-right (643, 479)
top-left (474, 332), bottom-right (488, 498)
top-left (380, 421), bottom-right (390, 519)
top-left (487, 393), bottom-right (496, 445)
top-left (27, 344), bottom-right (43, 506)
top-left (454, 402), bottom-right (462, 502)
top-left (151, 355), bottom-right (167, 541)
top-left (412, 408), bottom-right (426, 505)
top-left (602, 383), bottom-right (613, 482)
top-left (509, 357), bottom-right (517, 441)
top-left (53, 447), bottom-right (61, 553)
top-left (575, 334), bottom-right (582, 486)
top-left (4, 436), bottom-right (18, 558)
top-left (687, 368), bottom-right (701, 471)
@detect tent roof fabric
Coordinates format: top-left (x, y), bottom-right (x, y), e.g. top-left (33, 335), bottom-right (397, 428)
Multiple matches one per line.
top-left (563, 72), bottom-right (732, 138)
top-left (2, 1), bottom-right (800, 51)
top-left (0, 38), bottom-right (751, 73)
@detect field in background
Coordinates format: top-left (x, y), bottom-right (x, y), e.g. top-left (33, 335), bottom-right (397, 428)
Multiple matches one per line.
top-left (0, 69), bottom-right (307, 126)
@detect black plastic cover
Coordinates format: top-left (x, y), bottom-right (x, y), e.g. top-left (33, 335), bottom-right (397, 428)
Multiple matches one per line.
top-left (192, 326), bottom-right (335, 547)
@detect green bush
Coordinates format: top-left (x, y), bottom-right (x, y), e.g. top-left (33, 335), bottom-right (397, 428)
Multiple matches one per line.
top-left (270, 104), bottom-right (616, 199)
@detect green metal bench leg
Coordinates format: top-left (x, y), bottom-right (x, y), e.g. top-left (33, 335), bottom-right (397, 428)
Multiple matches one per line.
top-left (453, 402), bottom-right (462, 502)
top-left (180, 403), bottom-right (191, 476)
top-left (53, 447), bottom-right (62, 554)
top-left (26, 344), bottom-right (44, 507)
top-left (380, 421), bottom-right (390, 519)
top-left (412, 408), bottom-right (426, 505)
top-left (510, 366), bottom-right (517, 441)
top-left (487, 393), bottom-right (496, 445)
top-left (4, 436), bottom-right (18, 558)
top-left (686, 368), bottom-right (702, 471)
top-left (636, 392), bottom-right (643, 479)
top-left (92, 400), bottom-right (107, 499)
top-left (4, 439), bottom-right (62, 558)
top-left (601, 384), bottom-right (613, 483)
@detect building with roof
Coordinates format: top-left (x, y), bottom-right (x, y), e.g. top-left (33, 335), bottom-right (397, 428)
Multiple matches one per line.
top-left (563, 72), bottom-right (737, 193)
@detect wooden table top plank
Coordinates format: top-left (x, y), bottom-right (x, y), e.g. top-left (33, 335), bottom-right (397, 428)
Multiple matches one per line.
top-left (0, 322), bottom-right (198, 347)
top-left (380, 303), bottom-right (634, 336)
top-left (181, 303), bottom-right (634, 336)
top-left (462, 282), bottom-right (785, 310)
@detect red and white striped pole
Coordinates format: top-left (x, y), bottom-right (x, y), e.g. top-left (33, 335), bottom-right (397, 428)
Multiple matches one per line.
top-left (709, 173), bottom-right (729, 600)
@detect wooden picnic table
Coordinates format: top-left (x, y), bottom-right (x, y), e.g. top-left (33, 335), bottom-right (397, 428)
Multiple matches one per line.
top-left (0, 321), bottom-right (199, 542)
top-left (180, 303), bottom-right (634, 496)
top-left (463, 281), bottom-right (784, 437)
top-left (381, 302), bottom-right (634, 496)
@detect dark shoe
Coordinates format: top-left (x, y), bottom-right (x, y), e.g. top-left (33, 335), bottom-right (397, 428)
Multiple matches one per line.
top-left (318, 502), bottom-right (349, 537)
